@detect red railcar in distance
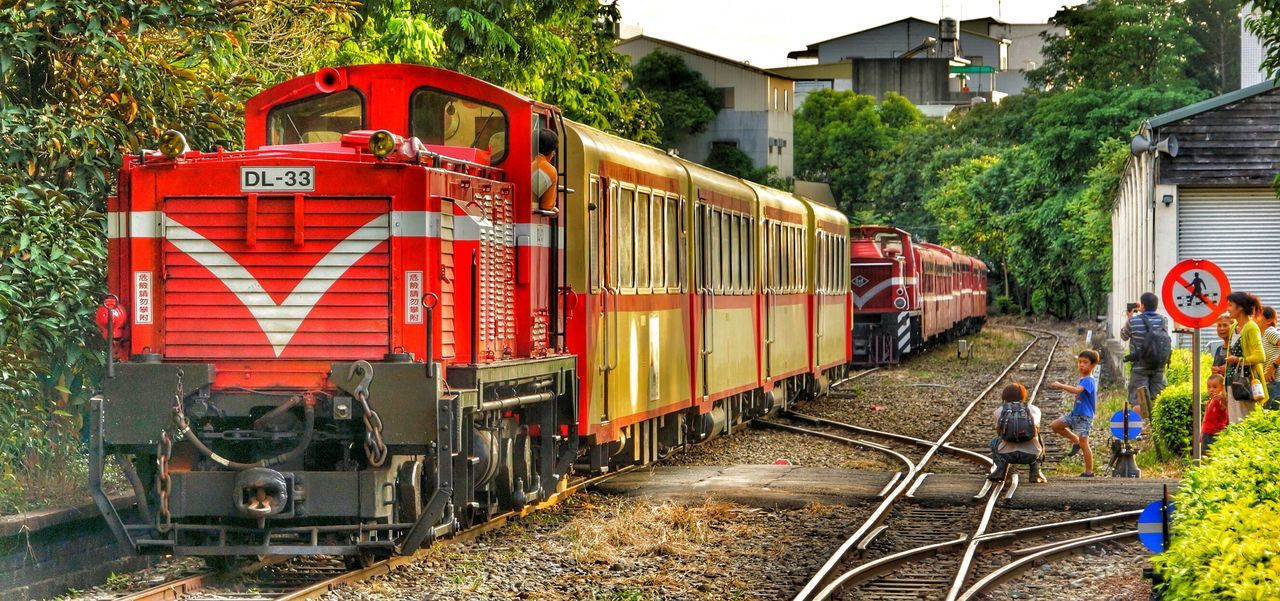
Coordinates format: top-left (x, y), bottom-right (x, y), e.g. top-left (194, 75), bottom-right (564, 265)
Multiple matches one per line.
top-left (850, 228), bottom-right (986, 366)
top-left (849, 226), bottom-right (917, 364)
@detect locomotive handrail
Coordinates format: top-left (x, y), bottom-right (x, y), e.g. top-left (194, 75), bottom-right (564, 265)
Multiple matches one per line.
top-left (602, 286), bottom-right (619, 372)
top-left (702, 288), bottom-right (716, 357)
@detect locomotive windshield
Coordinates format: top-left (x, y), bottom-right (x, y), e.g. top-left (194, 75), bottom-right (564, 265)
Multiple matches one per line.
top-left (410, 88), bottom-right (508, 163)
top-left (267, 90), bottom-right (364, 144)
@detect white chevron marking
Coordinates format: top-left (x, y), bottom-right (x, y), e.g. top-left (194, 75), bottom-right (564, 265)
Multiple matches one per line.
top-left (164, 214), bottom-right (389, 356)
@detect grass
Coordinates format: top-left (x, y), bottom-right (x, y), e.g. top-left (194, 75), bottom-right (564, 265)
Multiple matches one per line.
top-left (1046, 384), bottom-right (1186, 478)
top-left (0, 444), bottom-right (129, 515)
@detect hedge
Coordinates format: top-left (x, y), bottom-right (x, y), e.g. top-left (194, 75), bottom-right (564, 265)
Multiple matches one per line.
top-left (1154, 410), bottom-right (1280, 599)
top-left (1164, 349), bottom-right (1213, 388)
top-left (1151, 381), bottom-right (1193, 459)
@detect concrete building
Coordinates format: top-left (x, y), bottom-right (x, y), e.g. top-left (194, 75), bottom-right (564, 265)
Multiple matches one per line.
top-left (782, 16), bottom-right (1057, 112)
top-left (768, 61), bottom-right (853, 109)
top-left (1110, 80), bottom-right (1280, 348)
top-left (615, 35), bottom-right (795, 181)
top-left (961, 17), bottom-right (1063, 94)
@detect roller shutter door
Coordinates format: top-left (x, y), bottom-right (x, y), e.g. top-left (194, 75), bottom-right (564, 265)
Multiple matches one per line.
top-left (1178, 187), bottom-right (1280, 309)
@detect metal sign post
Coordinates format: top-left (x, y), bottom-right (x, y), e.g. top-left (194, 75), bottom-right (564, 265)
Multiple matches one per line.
top-left (1191, 327), bottom-right (1201, 464)
top-left (1162, 258), bottom-right (1230, 468)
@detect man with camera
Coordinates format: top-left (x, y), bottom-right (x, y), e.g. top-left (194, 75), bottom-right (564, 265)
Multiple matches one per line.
top-left (1120, 292), bottom-right (1173, 408)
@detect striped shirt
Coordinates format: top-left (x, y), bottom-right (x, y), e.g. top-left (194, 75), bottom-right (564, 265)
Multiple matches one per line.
top-left (1263, 326), bottom-right (1280, 378)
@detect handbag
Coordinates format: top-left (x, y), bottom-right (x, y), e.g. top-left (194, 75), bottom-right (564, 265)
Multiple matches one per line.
top-left (1230, 363), bottom-right (1253, 401)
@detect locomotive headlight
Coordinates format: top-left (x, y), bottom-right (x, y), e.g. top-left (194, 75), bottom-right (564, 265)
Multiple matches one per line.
top-left (368, 130), bottom-right (396, 159)
top-left (157, 129), bottom-right (190, 159)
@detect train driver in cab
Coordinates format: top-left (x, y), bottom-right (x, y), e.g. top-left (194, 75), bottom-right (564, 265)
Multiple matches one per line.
top-left (532, 129), bottom-right (559, 216)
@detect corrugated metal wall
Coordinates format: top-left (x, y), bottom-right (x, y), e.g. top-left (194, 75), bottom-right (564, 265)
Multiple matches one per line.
top-left (1177, 187), bottom-right (1280, 309)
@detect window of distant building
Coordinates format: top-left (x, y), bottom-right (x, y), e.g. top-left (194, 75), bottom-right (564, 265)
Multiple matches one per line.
top-left (717, 87), bottom-right (735, 109)
top-left (773, 88), bottom-right (779, 110)
top-left (783, 90), bottom-right (790, 112)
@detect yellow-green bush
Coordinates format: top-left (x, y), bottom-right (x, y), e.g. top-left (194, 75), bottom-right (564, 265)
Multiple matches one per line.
top-left (1154, 410), bottom-right (1280, 599)
top-left (1164, 349), bottom-right (1213, 388)
top-left (1151, 382), bottom-right (1192, 459)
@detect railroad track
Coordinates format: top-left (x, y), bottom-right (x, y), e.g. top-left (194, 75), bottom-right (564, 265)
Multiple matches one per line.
top-left (782, 327), bottom-right (1075, 601)
top-left (113, 468), bottom-right (628, 601)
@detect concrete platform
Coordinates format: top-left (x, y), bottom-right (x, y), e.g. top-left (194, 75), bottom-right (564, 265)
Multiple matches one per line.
top-left (593, 466), bottom-right (1179, 512)
top-left (594, 466), bottom-right (894, 509)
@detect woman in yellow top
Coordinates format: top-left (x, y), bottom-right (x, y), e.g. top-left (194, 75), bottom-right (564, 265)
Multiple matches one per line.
top-left (1226, 290), bottom-right (1268, 422)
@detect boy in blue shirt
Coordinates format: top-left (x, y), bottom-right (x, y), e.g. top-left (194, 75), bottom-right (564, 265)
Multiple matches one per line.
top-left (1049, 350), bottom-right (1100, 477)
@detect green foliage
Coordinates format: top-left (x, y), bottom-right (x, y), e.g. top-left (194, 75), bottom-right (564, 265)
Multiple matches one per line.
top-left (1185, 0), bottom-right (1242, 94)
top-left (412, 0), bottom-right (662, 145)
top-left (1154, 410), bottom-right (1280, 599)
top-left (994, 296), bottom-right (1017, 315)
top-left (1165, 349), bottom-right (1214, 388)
top-left (1151, 382), bottom-right (1193, 459)
top-left (703, 145), bottom-right (788, 189)
top-left (1029, 0), bottom-right (1203, 90)
top-left (877, 92), bottom-right (923, 130)
top-left (1245, 0), bottom-right (1280, 81)
top-left (794, 90), bottom-right (890, 214)
top-left (631, 50), bottom-right (721, 146)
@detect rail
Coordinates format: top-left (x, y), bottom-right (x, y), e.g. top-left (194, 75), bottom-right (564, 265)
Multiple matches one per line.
top-left (792, 327), bottom-right (1062, 601)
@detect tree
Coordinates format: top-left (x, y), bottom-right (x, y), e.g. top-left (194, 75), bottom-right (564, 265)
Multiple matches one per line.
top-left (1029, 0), bottom-right (1202, 90)
top-left (1244, 0), bottom-right (1280, 80)
top-left (631, 50), bottom-right (722, 146)
top-left (878, 92), bottom-right (924, 130)
top-left (349, 0), bottom-right (662, 145)
top-left (1186, 0), bottom-right (1242, 94)
top-left (793, 90), bottom-right (889, 213)
top-left (703, 144), bottom-right (789, 189)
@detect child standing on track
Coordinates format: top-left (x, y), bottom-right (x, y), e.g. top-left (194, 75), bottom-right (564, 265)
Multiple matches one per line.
top-left (1202, 374), bottom-right (1228, 453)
top-left (1049, 350), bottom-right (1100, 477)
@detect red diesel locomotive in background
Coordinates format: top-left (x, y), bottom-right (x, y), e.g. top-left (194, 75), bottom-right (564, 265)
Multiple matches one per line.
top-left (849, 226), bottom-right (987, 365)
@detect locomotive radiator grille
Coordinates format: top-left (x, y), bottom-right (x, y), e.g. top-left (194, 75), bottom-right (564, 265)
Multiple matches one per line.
top-left (477, 192), bottom-right (515, 358)
top-left (162, 196), bottom-right (391, 360)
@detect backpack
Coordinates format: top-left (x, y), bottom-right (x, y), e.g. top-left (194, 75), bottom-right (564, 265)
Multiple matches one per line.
top-left (1137, 314), bottom-right (1173, 369)
top-left (998, 402), bottom-right (1034, 443)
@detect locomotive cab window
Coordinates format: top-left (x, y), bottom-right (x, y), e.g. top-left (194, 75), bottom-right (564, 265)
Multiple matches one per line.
top-left (268, 90), bottom-right (364, 145)
top-left (410, 88), bottom-right (508, 163)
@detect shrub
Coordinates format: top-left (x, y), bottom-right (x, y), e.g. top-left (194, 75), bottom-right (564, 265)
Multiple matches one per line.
top-left (1151, 381), bottom-right (1192, 459)
top-left (1154, 410), bottom-right (1280, 599)
top-left (1164, 349), bottom-right (1213, 388)
top-left (994, 295), bottom-right (1017, 315)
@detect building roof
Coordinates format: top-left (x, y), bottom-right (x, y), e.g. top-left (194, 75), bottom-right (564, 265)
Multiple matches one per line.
top-left (1149, 79), bottom-right (1280, 129)
top-left (787, 16), bottom-right (1009, 59)
top-left (767, 60), bottom-right (853, 80)
top-left (616, 35), bottom-right (795, 80)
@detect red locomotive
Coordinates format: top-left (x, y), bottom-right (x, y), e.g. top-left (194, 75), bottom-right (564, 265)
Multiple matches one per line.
top-left (90, 64), bottom-right (854, 563)
top-left (849, 226), bottom-right (987, 365)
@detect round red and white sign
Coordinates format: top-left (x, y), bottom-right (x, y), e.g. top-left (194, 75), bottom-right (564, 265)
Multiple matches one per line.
top-left (1160, 259), bottom-right (1231, 329)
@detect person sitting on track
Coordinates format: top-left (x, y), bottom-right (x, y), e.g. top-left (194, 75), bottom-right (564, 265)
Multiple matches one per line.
top-left (989, 383), bottom-right (1047, 483)
top-left (1049, 350), bottom-right (1100, 478)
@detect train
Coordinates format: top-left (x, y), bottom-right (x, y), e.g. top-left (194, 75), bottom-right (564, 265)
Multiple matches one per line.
top-left (88, 64), bottom-right (986, 564)
top-left (849, 226), bottom-right (988, 365)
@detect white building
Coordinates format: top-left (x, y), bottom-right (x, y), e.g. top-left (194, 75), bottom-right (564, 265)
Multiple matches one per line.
top-left (1110, 80), bottom-right (1280, 348)
top-left (615, 35), bottom-right (795, 181)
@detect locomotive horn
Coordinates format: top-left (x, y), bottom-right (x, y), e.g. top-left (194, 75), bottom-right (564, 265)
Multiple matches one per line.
top-left (314, 67), bottom-right (347, 94)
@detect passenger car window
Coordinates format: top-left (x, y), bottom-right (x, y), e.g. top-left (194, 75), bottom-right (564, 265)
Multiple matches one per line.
top-left (268, 90), bottom-right (363, 145)
top-left (410, 88), bottom-right (508, 163)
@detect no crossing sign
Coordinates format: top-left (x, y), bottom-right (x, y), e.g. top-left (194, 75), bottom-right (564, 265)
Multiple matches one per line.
top-left (1161, 259), bottom-right (1231, 329)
